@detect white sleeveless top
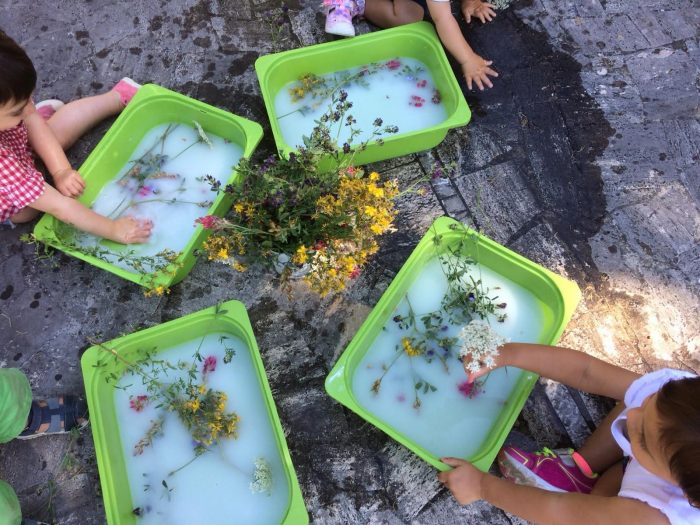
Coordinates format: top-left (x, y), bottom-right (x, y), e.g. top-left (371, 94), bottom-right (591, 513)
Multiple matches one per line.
top-left (611, 368), bottom-right (700, 525)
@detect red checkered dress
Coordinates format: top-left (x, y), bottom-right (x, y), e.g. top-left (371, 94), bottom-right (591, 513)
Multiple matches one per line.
top-left (0, 122), bottom-right (45, 222)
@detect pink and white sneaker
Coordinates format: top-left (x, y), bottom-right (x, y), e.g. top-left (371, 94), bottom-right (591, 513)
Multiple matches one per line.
top-left (323, 0), bottom-right (364, 37)
top-left (35, 99), bottom-right (64, 120)
top-left (497, 446), bottom-right (598, 494)
top-left (112, 77), bottom-right (141, 106)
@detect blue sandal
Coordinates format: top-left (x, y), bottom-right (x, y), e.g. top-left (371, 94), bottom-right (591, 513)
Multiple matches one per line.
top-left (17, 395), bottom-right (89, 440)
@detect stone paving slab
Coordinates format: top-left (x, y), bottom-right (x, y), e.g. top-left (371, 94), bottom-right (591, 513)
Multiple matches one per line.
top-left (1, 0), bottom-right (699, 523)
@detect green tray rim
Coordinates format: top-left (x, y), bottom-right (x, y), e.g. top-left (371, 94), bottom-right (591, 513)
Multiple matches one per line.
top-left (254, 21), bottom-right (470, 160)
top-left (80, 300), bottom-right (309, 525)
top-left (32, 84), bottom-right (264, 289)
top-left (324, 216), bottom-right (581, 472)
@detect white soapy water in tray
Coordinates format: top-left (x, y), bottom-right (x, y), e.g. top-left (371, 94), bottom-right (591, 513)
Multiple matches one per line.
top-left (274, 57), bottom-right (448, 149)
top-left (77, 122), bottom-right (243, 271)
top-left (352, 257), bottom-right (548, 459)
top-left (114, 333), bottom-right (291, 524)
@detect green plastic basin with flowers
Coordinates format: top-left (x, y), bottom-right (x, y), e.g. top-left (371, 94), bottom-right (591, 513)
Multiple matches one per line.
top-left (81, 300), bottom-right (308, 525)
top-left (32, 84), bottom-right (263, 290)
top-left (325, 216), bottom-right (581, 472)
top-left (255, 22), bottom-right (470, 165)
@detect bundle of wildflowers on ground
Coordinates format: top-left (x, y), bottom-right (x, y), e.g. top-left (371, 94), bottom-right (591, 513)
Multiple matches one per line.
top-left (197, 91), bottom-right (402, 295)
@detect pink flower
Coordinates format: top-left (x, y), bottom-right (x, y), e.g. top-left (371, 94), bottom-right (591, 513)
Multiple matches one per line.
top-left (386, 59), bottom-right (401, 70)
top-left (349, 267), bottom-right (361, 279)
top-left (458, 380), bottom-right (483, 399)
top-left (195, 215), bottom-right (221, 230)
top-left (129, 395), bottom-right (148, 412)
top-left (416, 79), bottom-right (427, 88)
top-left (137, 185), bottom-right (155, 197)
top-left (396, 393), bottom-right (406, 403)
top-left (202, 355), bottom-right (217, 375)
top-left (409, 95), bottom-right (426, 108)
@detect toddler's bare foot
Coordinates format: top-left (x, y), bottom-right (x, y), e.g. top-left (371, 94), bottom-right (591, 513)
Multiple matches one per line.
top-left (112, 216), bottom-right (153, 244)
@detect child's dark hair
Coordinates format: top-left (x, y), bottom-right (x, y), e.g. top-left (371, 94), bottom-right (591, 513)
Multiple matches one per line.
top-left (0, 30), bottom-right (37, 106)
top-left (657, 376), bottom-right (700, 507)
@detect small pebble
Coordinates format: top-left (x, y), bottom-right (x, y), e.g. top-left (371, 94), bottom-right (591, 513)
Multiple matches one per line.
top-left (596, 67), bottom-right (608, 76)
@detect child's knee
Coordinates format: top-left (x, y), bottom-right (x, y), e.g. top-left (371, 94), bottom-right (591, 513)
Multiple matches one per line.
top-left (10, 206), bottom-right (40, 224)
top-left (393, 0), bottom-right (424, 24)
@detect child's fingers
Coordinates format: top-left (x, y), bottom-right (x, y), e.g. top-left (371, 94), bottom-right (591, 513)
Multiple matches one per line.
top-left (441, 457), bottom-right (469, 467)
top-left (484, 2), bottom-right (496, 8)
top-left (466, 75), bottom-right (473, 91)
top-left (485, 67), bottom-right (499, 78)
top-left (481, 74), bottom-right (494, 89)
top-left (475, 77), bottom-right (485, 91)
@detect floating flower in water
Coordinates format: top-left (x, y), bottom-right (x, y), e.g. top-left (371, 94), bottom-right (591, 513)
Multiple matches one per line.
top-left (386, 59), bottom-right (402, 70)
top-left (458, 320), bottom-right (508, 373)
top-left (402, 337), bottom-right (423, 357)
top-left (409, 95), bottom-right (426, 108)
top-left (194, 120), bottom-right (213, 149)
top-left (416, 79), bottom-right (428, 88)
top-left (129, 395), bottom-right (149, 412)
top-left (137, 185), bottom-right (155, 197)
top-left (396, 393), bottom-right (406, 403)
top-left (250, 457), bottom-right (273, 495)
top-left (195, 215), bottom-right (224, 230)
top-left (457, 380), bottom-right (484, 399)
top-left (432, 89), bottom-right (442, 104)
top-left (202, 355), bottom-right (217, 375)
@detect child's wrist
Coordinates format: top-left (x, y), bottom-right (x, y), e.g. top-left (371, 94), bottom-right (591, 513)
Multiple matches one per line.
top-left (52, 166), bottom-right (73, 179)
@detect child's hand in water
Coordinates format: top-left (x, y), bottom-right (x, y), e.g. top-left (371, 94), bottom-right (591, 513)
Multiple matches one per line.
top-left (112, 216), bottom-right (153, 244)
top-left (461, 0), bottom-right (497, 24)
top-left (53, 167), bottom-right (86, 198)
top-left (438, 457), bottom-right (485, 505)
top-left (461, 54), bottom-right (498, 91)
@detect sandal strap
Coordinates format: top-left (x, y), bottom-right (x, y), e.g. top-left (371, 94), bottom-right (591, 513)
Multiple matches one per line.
top-left (18, 395), bottom-right (88, 439)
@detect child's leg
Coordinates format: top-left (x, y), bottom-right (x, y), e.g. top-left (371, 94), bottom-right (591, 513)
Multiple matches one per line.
top-left (364, 0), bottom-right (424, 28)
top-left (45, 91), bottom-right (122, 150)
top-left (590, 461), bottom-right (623, 496)
top-left (9, 207), bottom-right (40, 224)
top-left (575, 402), bottom-right (625, 474)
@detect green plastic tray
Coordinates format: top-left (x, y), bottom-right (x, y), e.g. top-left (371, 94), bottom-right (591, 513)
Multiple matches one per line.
top-left (81, 300), bottom-right (308, 525)
top-left (325, 217), bottom-right (581, 472)
top-left (255, 22), bottom-right (470, 165)
top-left (33, 84), bottom-right (263, 289)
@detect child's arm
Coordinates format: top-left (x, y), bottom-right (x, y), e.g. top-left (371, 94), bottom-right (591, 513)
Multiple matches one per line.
top-left (426, 1), bottom-right (498, 90)
top-left (23, 104), bottom-right (85, 198)
top-left (467, 343), bottom-right (640, 401)
top-left (438, 457), bottom-right (670, 525)
top-left (29, 183), bottom-right (152, 244)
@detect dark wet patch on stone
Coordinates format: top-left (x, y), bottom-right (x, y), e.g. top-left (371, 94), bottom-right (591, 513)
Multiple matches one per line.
top-left (148, 15), bottom-right (164, 32)
top-left (193, 36), bottom-right (212, 48)
top-left (0, 285), bottom-right (13, 300)
top-left (460, 9), bottom-right (614, 282)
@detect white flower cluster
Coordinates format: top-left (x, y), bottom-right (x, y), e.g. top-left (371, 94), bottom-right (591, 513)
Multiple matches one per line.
top-left (250, 457), bottom-right (273, 495)
top-left (458, 320), bottom-right (508, 373)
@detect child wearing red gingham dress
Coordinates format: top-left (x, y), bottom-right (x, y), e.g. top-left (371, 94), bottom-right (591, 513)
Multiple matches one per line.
top-left (0, 122), bottom-right (45, 223)
top-left (0, 30), bottom-right (152, 243)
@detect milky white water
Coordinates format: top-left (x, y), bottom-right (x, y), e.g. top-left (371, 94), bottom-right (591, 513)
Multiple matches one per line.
top-left (352, 257), bottom-right (550, 459)
top-left (77, 122), bottom-right (243, 271)
top-left (114, 333), bottom-right (290, 524)
top-left (274, 57), bottom-right (448, 149)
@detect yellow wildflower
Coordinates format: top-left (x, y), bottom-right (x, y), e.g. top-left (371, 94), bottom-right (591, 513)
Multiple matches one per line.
top-left (402, 337), bottom-right (423, 357)
top-left (234, 203), bottom-right (244, 213)
top-left (293, 245), bottom-right (308, 265)
top-left (217, 248), bottom-right (229, 260)
top-left (232, 261), bottom-right (247, 272)
top-left (369, 172), bottom-right (380, 181)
